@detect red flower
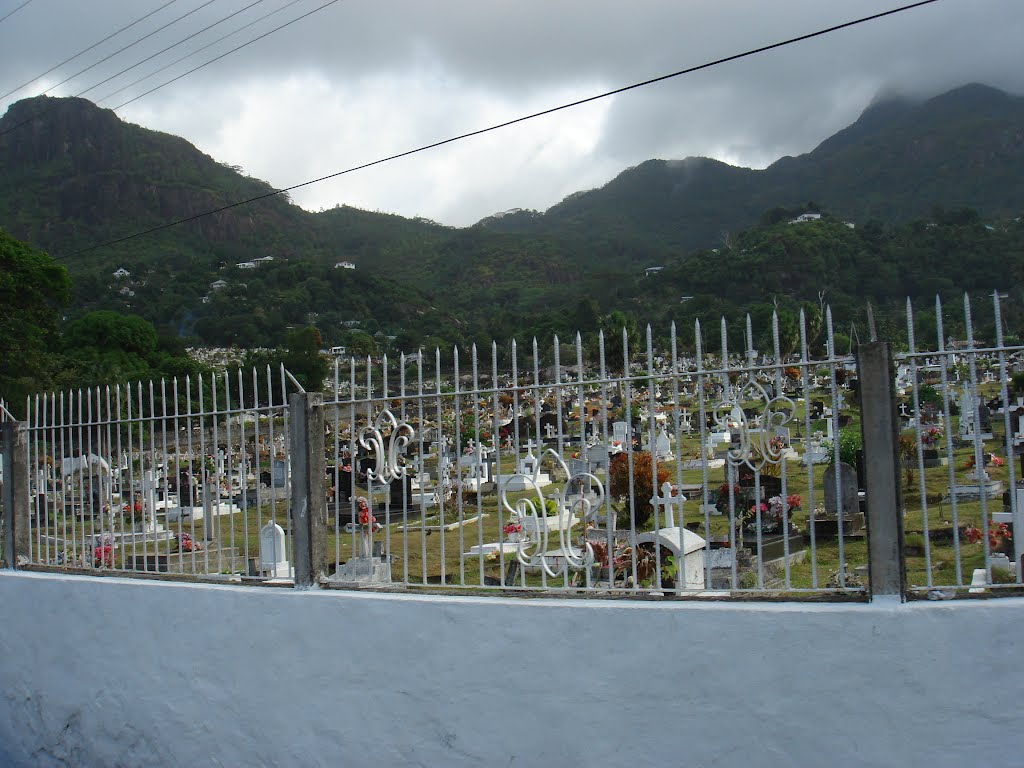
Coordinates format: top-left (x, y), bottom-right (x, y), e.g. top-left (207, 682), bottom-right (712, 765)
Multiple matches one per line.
top-left (963, 526), bottom-right (983, 544)
top-left (357, 497), bottom-right (376, 527)
top-left (93, 545), bottom-right (113, 567)
top-left (786, 494), bottom-right (802, 510)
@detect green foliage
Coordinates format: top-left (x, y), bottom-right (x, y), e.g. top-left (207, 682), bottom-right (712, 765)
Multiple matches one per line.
top-left (5, 86), bottom-right (1024, 366)
top-left (831, 427), bottom-right (863, 467)
top-left (0, 228), bottom-right (71, 406)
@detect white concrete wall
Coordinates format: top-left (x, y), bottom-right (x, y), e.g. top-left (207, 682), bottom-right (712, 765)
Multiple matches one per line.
top-left (1, 571), bottom-right (1022, 767)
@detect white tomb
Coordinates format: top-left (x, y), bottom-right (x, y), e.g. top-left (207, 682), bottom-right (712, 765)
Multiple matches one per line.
top-left (634, 483), bottom-right (707, 589)
top-left (259, 520), bottom-right (291, 579)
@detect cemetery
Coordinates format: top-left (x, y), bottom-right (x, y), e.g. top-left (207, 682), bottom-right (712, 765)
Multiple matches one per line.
top-left (8, 324), bottom-right (1024, 599)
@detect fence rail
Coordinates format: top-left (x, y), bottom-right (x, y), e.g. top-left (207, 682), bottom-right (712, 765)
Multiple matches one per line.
top-left (3, 294), bottom-right (1024, 600)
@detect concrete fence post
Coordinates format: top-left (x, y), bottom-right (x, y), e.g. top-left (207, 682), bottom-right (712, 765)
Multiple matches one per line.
top-left (289, 392), bottom-right (327, 587)
top-left (2, 421), bottom-right (30, 568)
top-left (857, 342), bottom-right (905, 600)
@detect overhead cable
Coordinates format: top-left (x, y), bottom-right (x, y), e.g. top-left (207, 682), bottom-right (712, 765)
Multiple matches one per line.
top-left (0, 0), bottom-right (179, 102)
top-left (54, 0), bottom-right (941, 260)
top-left (96, 0), bottom-right (306, 105)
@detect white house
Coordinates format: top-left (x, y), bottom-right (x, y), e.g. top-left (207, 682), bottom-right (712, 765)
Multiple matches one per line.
top-left (644, 266), bottom-right (664, 277)
top-left (334, 261), bottom-right (356, 270)
top-left (788, 213), bottom-right (822, 224)
top-left (210, 279), bottom-right (228, 291)
top-left (253, 256), bottom-right (275, 263)
top-left (237, 261), bottom-right (257, 269)
top-left (112, 267), bottom-right (130, 279)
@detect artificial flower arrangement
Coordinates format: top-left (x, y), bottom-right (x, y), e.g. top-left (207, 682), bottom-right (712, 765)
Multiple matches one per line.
top-left (744, 493), bottom-right (802, 534)
top-left (175, 532), bottom-right (202, 553)
top-left (964, 523), bottom-right (1012, 551)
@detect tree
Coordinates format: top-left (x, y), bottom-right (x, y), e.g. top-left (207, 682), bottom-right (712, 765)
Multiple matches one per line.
top-left (282, 326), bottom-right (329, 391)
top-left (0, 229), bottom-right (71, 407)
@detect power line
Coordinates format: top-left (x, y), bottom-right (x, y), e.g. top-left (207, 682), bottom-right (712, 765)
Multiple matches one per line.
top-left (40, 0), bottom-right (219, 99)
top-left (0, 0), bottom-right (337, 139)
top-left (0, 0), bottom-right (34, 26)
top-left (0, 0), bottom-right (179, 102)
top-left (56, 0), bottom-right (941, 260)
top-left (110, 0), bottom-right (340, 110)
top-left (95, 0), bottom-right (306, 106)
top-left (75, 0), bottom-right (270, 101)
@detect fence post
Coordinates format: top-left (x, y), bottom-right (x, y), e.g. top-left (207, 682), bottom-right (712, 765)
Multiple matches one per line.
top-left (2, 421), bottom-right (30, 568)
top-left (857, 342), bottom-right (905, 600)
top-left (289, 392), bottom-right (327, 587)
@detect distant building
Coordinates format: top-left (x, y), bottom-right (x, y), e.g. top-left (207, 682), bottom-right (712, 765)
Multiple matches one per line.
top-left (237, 261), bottom-right (257, 269)
top-left (253, 256), bottom-right (275, 263)
top-left (112, 267), bottom-right (130, 279)
top-left (644, 266), bottom-right (664, 277)
top-left (210, 279), bottom-right (228, 290)
top-left (788, 213), bottom-right (822, 224)
top-left (334, 261), bottom-right (356, 270)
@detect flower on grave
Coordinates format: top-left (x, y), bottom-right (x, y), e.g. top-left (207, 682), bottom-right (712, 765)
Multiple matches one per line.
top-left (176, 532), bottom-right (202, 552)
top-left (786, 494), bottom-right (802, 511)
top-left (502, 521), bottom-right (523, 538)
top-left (784, 367), bottom-right (801, 381)
top-left (356, 496), bottom-right (381, 532)
top-left (93, 545), bottom-right (113, 568)
top-left (990, 454), bottom-right (1005, 467)
top-left (964, 523), bottom-right (1012, 550)
top-left (920, 427), bottom-right (942, 447)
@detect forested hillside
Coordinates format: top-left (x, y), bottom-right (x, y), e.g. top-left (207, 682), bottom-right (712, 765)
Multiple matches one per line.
top-left (1, 84), bottom-right (1022, 357)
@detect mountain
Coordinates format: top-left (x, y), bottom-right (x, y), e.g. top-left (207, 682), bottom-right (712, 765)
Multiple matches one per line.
top-left (478, 83), bottom-right (1024, 252)
top-left (1, 84), bottom-right (1023, 351)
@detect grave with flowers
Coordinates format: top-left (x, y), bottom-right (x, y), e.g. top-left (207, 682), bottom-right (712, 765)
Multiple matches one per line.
top-left (738, 492), bottom-right (807, 564)
top-left (331, 496), bottom-right (392, 585)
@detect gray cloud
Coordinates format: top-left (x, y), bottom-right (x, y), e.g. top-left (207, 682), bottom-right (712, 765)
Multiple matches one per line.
top-left (2, 0), bottom-right (1022, 226)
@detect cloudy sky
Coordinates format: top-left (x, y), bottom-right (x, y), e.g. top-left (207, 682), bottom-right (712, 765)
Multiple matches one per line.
top-left (1, 0), bottom-right (1022, 226)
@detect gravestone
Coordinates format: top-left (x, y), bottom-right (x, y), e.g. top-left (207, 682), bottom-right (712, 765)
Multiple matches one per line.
top-left (388, 474), bottom-right (413, 506)
top-left (823, 462), bottom-right (859, 516)
top-left (816, 461), bottom-right (864, 538)
top-left (259, 520), bottom-right (291, 578)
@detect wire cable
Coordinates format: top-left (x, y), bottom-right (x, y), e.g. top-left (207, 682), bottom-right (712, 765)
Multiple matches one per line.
top-left (38, 0), bottom-right (219, 99)
top-left (75, 0), bottom-right (269, 101)
top-left (0, 0), bottom-right (336, 138)
top-left (110, 0), bottom-right (340, 110)
top-left (53, 0), bottom-right (941, 260)
top-left (0, 0), bottom-right (34, 26)
top-left (95, 0), bottom-right (306, 106)
top-left (0, 0), bottom-right (179, 102)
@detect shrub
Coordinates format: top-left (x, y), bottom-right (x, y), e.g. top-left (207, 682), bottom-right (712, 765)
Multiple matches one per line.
top-left (609, 451), bottom-right (669, 530)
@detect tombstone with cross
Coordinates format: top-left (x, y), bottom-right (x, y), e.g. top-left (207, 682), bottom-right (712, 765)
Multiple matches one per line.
top-left (633, 482), bottom-right (707, 590)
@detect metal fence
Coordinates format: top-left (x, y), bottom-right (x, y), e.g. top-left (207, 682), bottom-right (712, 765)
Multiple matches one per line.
top-left (6, 368), bottom-right (298, 580)
top-left (4, 295), bottom-right (1024, 600)
top-left (321, 308), bottom-right (862, 596)
top-left (897, 293), bottom-right (1024, 597)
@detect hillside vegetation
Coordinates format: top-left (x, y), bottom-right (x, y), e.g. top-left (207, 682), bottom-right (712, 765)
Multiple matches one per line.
top-left (0, 84), bottom-right (1022, 358)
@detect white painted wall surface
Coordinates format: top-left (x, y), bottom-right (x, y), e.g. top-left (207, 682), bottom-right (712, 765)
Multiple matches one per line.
top-left (1, 571), bottom-right (1022, 767)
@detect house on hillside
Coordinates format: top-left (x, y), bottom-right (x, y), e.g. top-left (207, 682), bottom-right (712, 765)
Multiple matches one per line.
top-left (237, 261), bottom-right (257, 269)
top-left (210, 279), bottom-right (228, 291)
top-left (112, 267), bottom-right (130, 279)
top-left (644, 266), bottom-right (664, 277)
top-left (788, 213), bottom-right (821, 224)
top-left (334, 261), bottom-right (356, 270)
